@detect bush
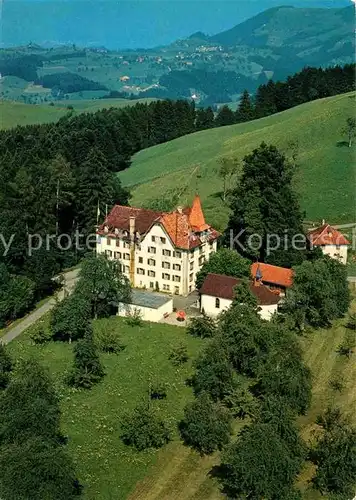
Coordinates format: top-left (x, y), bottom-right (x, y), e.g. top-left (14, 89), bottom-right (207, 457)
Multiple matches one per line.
top-left (94, 328), bottom-right (124, 354)
top-left (121, 404), bottom-right (171, 450)
top-left (179, 392), bottom-right (232, 454)
top-left (169, 343), bottom-right (189, 366)
top-left (67, 334), bottom-right (105, 389)
top-left (30, 322), bottom-right (52, 345)
top-left (0, 344), bottom-right (12, 390)
top-left (149, 381), bottom-right (167, 400)
top-left (337, 330), bottom-right (355, 357)
top-left (311, 413), bottom-right (356, 497)
top-left (126, 308), bottom-right (143, 327)
top-left (187, 313), bottom-right (217, 338)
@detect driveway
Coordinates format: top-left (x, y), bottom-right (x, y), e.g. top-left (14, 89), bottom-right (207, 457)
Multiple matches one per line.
top-left (0, 269), bottom-right (79, 345)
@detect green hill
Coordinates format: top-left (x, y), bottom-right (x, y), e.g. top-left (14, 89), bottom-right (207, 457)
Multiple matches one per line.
top-left (0, 97), bottom-right (157, 129)
top-left (119, 92), bottom-right (356, 230)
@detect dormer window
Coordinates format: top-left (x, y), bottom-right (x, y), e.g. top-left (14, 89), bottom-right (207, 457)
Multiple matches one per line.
top-left (104, 226), bottom-right (109, 233)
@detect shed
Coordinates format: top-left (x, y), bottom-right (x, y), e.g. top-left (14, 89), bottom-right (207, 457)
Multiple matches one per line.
top-left (117, 290), bottom-right (173, 323)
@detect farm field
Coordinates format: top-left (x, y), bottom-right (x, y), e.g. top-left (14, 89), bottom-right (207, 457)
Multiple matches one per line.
top-left (7, 317), bottom-right (205, 500)
top-left (120, 92), bottom-right (356, 230)
top-left (0, 97), bottom-right (157, 129)
top-left (6, 294), bottom-right (356, 500)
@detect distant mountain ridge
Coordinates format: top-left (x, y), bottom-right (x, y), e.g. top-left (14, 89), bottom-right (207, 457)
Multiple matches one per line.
top-left (0, 5), bottom-right (354, 105)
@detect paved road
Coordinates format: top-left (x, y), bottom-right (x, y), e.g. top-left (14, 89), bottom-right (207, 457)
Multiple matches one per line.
top-left (0, 269), bottom-right (79, 346)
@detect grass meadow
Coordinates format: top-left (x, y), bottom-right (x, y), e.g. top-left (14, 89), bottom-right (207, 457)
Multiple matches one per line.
top-left (120, 92), bottom-right (356, 229)
top-left (6, 293), bottom-right (356, 499)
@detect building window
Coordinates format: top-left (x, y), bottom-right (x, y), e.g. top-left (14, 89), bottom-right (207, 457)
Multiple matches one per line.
top-left (124, 266), bottom-right (130, 273)
top-left (162, 261), bottom-right (171, 269)
top-left (174, 251), bottom-right (182, 258)
top-left (124, 253), bottom-right (130, 260)
top-left (123, 241), bottom-right (130, 249)
top-left (173, 263), bottom-right (181, 271)
top-left (190, 262), bottom-right (194, 271)
top-left (162, 249), bottom-right (171, 257)
top-left (336, 245), bottom-right (341, 250)
top-left (116, 240), bottom-right (120, 247)
top-left (199, 246), bottom-right (204, 254)
top-left (151, 236), bottom-right (156, 242)
top-left (215, 298), bottom-right (220, 309)
top-left (163, 284), bottom-right (170, 291)
top-left (174, 286), bottom-right (180, 294)
top-left (199, 256), bottom-right (205, 266)
top-left (148, 258), bottom-right (156, 266)
top-left (105, 250), bottom-right (112, 257)
top-left (107, 238), bottom-right (111, 246)
top-left (137, 268), bottom-right (145, 275)
top-left (115, 251), bottom-right (121, 259)
top-left (148, 246), bottom-right (156, 254)
top-left (173, 275), bottom-right (181, 282)
top-left (148, 270), bottom-right (156, 278)
top-left (162, 273), bottom-right (170, 280)
top-left (160, 237), bottom-right (166, 244)
top-left (150, 282), bottom-right (154, 289)
top-left (189, 273), bottom-right (193, 282)
top-left (138, 257), bottom-right (143, 263)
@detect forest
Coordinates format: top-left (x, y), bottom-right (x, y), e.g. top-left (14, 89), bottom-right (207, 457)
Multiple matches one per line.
top-left (35, 73), bottom-right (108, 94)
top-left (0, 63), bottom-right (354, 327)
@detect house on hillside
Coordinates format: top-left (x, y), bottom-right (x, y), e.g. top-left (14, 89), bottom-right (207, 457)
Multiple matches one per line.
top-left (200, 273), bottom-right (281, 321)
top-left (250, 262), bottom-right (293, 296)
top-left (96, 195), bottom-right (220, 296)
top-left (307, 222), bottom-right (350, 265)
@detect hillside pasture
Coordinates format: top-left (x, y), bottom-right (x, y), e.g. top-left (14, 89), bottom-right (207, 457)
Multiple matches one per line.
top-left (120, 92), bottom-right (356, 229)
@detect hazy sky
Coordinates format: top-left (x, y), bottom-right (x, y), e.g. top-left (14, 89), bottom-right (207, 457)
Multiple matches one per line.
top-left (1, 0), bottom-right (352, 49)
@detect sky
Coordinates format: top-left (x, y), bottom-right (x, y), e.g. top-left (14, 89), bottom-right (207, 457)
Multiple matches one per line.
top-left (1, 0), bottom-right (352, 49)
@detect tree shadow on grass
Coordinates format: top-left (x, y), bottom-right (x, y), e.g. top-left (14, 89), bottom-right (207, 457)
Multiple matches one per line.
top-left (336, 141), bottom-right (349, 148)
top-left (208, 464), bottom-right (235, 497)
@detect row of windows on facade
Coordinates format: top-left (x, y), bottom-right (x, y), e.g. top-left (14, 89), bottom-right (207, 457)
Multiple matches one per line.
top-left (136, 269), bottom-right (182, 282)
top-left (106, 237), bottom-right (182, 257)
top-left (104, 250), bottom-right (186, 270)
top-left (144, 282), bottom-right (176, 292)
top-left (106, 237), bottom-right (209, 257)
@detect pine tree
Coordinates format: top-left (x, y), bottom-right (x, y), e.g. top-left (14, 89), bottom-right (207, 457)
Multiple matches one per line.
top-left (75, 147), bottom-right (114, 233)
top-left (226, 142), bottom-right (305, 266)
top-left (235, 89), bottom-right (255, 122)
top-left (196, 107), bottom-right (215, 130)
top-left (215, 105), bottom-right (235, 127)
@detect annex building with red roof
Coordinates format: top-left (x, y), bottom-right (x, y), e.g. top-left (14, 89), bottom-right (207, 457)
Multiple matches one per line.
top-left (96, 195), bottom-right (220, 296)
top-left (251, 262), bottom-right (294, 295)
top-left (200, 273), bottom-right (281, 321)
top-left (307, 222), bottom-right (350, 265)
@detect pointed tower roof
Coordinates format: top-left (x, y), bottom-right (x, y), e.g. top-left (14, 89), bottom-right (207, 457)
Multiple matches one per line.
top-left (189, 194), bottom-right (209, 232)
top-left (255, 264), bottom-right (262, 280)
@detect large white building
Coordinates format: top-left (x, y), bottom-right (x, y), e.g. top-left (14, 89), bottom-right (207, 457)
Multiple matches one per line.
top-left (96, 195), bottom-right (220, 296)
top-left (308, 223), bottom-right (350, 265)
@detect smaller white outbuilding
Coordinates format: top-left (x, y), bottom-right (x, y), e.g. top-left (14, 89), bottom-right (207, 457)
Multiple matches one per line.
top-left (117, 289), bottom-right (173, 323)
top-left (200, 273), bottom-right (281, 321)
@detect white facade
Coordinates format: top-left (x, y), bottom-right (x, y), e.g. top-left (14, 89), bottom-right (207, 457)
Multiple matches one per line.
top-left (96, 223), bottom-right (217, 296)
top-left (200, 294), bottom-right (278, 321)
top-left (117, 298), bottom-right (173, 323)
top-left (319, 245), bottom-right (348, 265)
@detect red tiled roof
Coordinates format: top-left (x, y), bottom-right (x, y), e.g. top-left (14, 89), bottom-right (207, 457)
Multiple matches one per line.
top-left (200, 273), bottom-right (281, 306)
top-left (308, 224), bottom-right (350, 246)
top-left (98, 205), bottom-right (162, 235)
top-left (97, 196), bottom-right (220, 250)
top-left (251, 262), bottom-right (293, 288)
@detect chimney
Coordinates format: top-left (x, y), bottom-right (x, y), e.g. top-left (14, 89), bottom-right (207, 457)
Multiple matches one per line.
top-left (129, 216), bottom-right (135, 242)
